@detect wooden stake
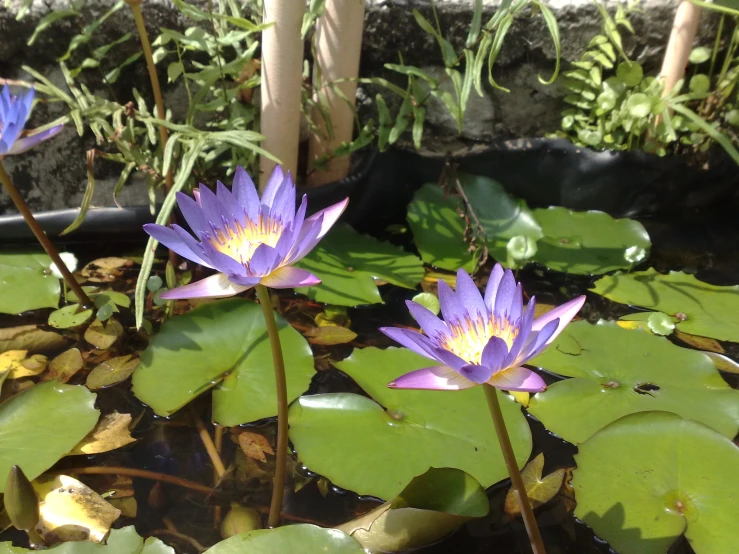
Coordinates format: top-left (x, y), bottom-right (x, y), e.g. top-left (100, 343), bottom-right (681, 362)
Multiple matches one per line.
top-left (660, 0), bottom-right (702, 97)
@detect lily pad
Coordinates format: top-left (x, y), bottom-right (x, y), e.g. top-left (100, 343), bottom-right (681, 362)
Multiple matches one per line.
top-left (531, 208), bottom-right (651, 275)
top-left (0, 381), bottom-right (99, 493)
top-left (0, 526), bottom-right (173, 553)
top-left (289, 347), bottom-right (532, 500)
top-left (591, 269), bottom-right (739, 342)
top-left (48, 304), bottom-right (94, 329)
top-left (573, 412), bottom-right (739, 554)
top-left (527, 321), bottom-right (739, 444)
top-left (0, 253), bottom-right (60, 314)
top-left (204, 524), bottom-right (365, 554)
top-left (132, 299), bottom-right (314, 426)
top-left (86, 355), bottom-right (139, 390)
top-left (296, 223), bottom-right (424, 307)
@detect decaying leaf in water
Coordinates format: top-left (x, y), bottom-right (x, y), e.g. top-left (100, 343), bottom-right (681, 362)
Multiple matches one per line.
top-left (304, 325), bottom-right (358, 346)
top-left (504, 453), bottom-right (566, 516)
top-left (79, 257), bottom-right (132, 283)
top-left (0, 351), bottom-right (28, 376)
top-left (509, 391), bottom-right (529, 407)
top-left (237, 431), bottom-right (274, 463)
top-left (705, 352), bottom-right (739, 374)
top-left (108, 497), bottom-right (137, 518)
top-left (234, 449), bottom-right (270, 487)
top-left (84, 319), bottom-right (124, 350)
top-left (674, 331), bottom-right (724, 353)
top-left (0, 350), bottom-right (47, 379)
top-left (69, 412), bottom-right (136, 455)
top-left (46, 348), bottom-right (84, 382)
top-left (0, 325), bottom-right (68, 353)
top-left (32, 474), bottom-right (121, 544)
top-left (86, 355), bottom-right (139, 390)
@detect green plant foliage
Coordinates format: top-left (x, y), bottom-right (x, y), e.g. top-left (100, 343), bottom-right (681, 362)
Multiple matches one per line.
top-left (132, 299), bottom-right (314, 426)
top-left (0, 253), bottom-right (60, 314)
top-left (531, 207), bottom-right (651, 275)
top-left (0, 526), bottom-right (173, 553)
top-left (288, 347), bottom-right (532, 500)
top-left (203, 525), bottom-right (364, 554)
top-left (48, 304), bottom-right (94, 329)
top-left (573, 412), bottom-right (739, 554)
top-left (0, 382), bottom-right (99, 493)
top-left (591, 269), bottom-right (739, 342)
top-left (295, 223), bottom-right (424, 307)
top-left (527, 321), bottom-right (739, 444)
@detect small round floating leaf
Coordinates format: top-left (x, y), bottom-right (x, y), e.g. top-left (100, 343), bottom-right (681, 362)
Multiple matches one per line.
top-left (616, 61), bottom-right (643, 86)
top-left (527, 321), bottom-right (739, 444)
top-left (411, 292), bottom-right (440, 315)
top-left (573, 412), bottom-right (739, 554)
top-left (577, 128), bottom-right (602, 147)
top-left (0, 253), bottom-right (60, 314)
top-left (204, 524), bottom-right (365, 554)
top-left (289, 347), bottom-right (532, 500)
top-left (626, 93), bottom-right (652, 118)
top-left (506, 235), bottom-right (538, 262)
top-left (48, 304), bottom-right (93, 329)
top-left (689, 74), bottom-right (710, 95)
top-left (647, 312), bottom-right (675, 335)
top-left (689, 46), bottom-right (711, 64)
top-left (596, 89), bottom-right (617, 112)
top-left (133, 299), bottom-right (314, 426)
top-left (0, 381), bottom-right (99, 493)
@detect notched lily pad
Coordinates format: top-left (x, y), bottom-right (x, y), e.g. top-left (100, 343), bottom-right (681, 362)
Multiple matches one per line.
top-left (0, 253), bottom-right (60, 314)
top-left (47, 348), bottom-right (84, 382)
top-left (504, 453), bottom-right (565, 516)
top-left (49, 304), bottom-right (94, 329)
top-left (86, 355), bottom-right (139, 390)
top-left (203, 524), bottom-right (365, 553)
top-left (84, 319), bottom-right (123, 350)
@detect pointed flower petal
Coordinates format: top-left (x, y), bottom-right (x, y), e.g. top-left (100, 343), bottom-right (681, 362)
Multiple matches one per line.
top-left (379, 328), bottom-right (439, 361)
top-left (531, 295), bottom-right (586, 345)
top-left (143, 223), bottom-right (212, 268)
top-left (389, 365), bottom-right (478, 390)
top-left (486, 366), bottom-right (547, 392)
top-left (159, 273), bottom-right (254, 299)
top-left (260, 266), bottom-right (321, 288)
top-left (7, 125), bottom-right (64, 155)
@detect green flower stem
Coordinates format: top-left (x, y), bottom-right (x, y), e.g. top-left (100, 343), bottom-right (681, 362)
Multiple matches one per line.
top-left (255, 284), bottom-right (288, 528)
top-left (484, 384), bottom-right (546, 554)
top-left (0, 161), bottom-right (93, 309)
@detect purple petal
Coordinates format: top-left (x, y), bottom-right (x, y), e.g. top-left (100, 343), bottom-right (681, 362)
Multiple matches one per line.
top-left (437, 280), bottom-right (462, 326)
top-left (484, 264), bottom-right (505, 309)
top-left (388, 365), bottom-right (478, 390)
top-left (159, 273), bottom-right (252, 299)
top-left (454, 269), bottom-right (488, 322)
top-left (406, 300), bottom-right (448, 339)
top-left (261, 165), bottom-right (285, 207)
top-left (531, 295), bottom-right (586, 345)
top-left (7, 125), bottom-right (64, 155)
top-left (493, 268), bottom-right (517, 320)
top-left (260, 266), bottom-right (321, 288)
top-left (379, 327), bottom-right (439, 360)
top-left (481, 336), bottom-right (509, 373)
top-left (301, 197), bottom-right (349, 241)
top-left (486, 366), bottom-right (546, 392)
top-left (430, 346), bottom-right (470, 371)
top-left (143, 223), bottom-right (212, 268)
top-left (247, 243), bottom-right (281, 276)
top-left (197, 184), bottom-right (225, 227)
top-left (268, 171), bottom-right (296, 224)
top-left (505, 296), bottom-right (536, 367)
top-left (516, 318), bottom-right (560, 364)
top-left (508, 283), bottom-right (523, 323)
top-left (200, 241), bottom-right (248, 277)
top-left (291, 194), bottom-right (308, 234)
top-left (177, 192), bottom-right (209, 237)
top-left (232, 166), bottom-right (260, 223)
top-left (459, 363), bottom-right (494, 384)
top-left (170, 224), bottom-right (214, 268)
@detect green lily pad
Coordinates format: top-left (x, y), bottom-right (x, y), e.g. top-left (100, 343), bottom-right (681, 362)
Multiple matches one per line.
top-left (573, 412), bottom-right (739, 554)
top-left (531, 208), bottom-right (651, 275)
top-left (527, 321), bottom-right (739, 444)
top-left (0, 381), bottom-right (99, 493)
top-left (0, 526), bottom-right (173, 553)
top-left (619, 311), bottom-right (676, 335)
top-left (406, 176), bottom-right (542, 272)
top-left (0, 253), bottom-right (60, 314)
top-left (48, 304), bottom-right (94, 329)
top-left (591, 269), bottom-right (739, 342)
top-left (289, 347), bottom-right (532, 500)
top-left (132, 299), bottom-right (314, 426)
top-left (204, 524), bottom-right (364, 554)
top-left (296, 223), bottom-right (424, 307)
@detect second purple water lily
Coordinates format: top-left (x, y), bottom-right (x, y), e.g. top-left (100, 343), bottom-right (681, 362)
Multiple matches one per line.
top-left (381, 265), bottom-right (586, 392)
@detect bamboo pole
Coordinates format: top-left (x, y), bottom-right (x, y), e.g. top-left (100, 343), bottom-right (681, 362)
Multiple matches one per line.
top-left (660, 0), bottom-right (702, 97)
top-left (306, 0), bottom-right (366, 187)
top-left (259, 0), bottom-right (306, 190)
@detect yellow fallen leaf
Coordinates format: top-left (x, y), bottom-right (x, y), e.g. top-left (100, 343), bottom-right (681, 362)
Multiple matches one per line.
top-left (79, 257), bottom-right (132, 283)
top-left (46, 348), bottom-right (84, 382)
top-left (509, 391), bottom-right (530, 407)
top-left (0, 350), bottom-right (27, 375)
top-left (69, 412), bottom-right (136, 455)
top-left (674, 331), bottom-right (725, 353)
top-left (32, 474), bottom-right (121, 544)
top-left (84, 319), bottom-right (123, 350)
top-left (237, 431), bottom-right (274, 463)
top-left (304, 325), bottom-right (358, 345)
top-left (0, 325), bottom-right (68, 353)
top-left (616, 319), bottom-right (652, 332)
top-left (504, 453), bottom-right (566, 516)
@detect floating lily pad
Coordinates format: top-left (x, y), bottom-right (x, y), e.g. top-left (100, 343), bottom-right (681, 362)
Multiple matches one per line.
top-left (573, 412), bottom-right (739, 554)
top-left (0, 526), bottom-right (173, 553)
top-left (48, 304), bottom-right (94, 329)
top-left (527, 321), bottom-right (739, 444)
top-left (531, 207), bottom-right (651, 275)
top-left (0, 253), bottom-right (59, 314)
top-left (0, 381), bottom-right (99, 493)
top-left (296, 223), bottom-right (424, 307)
top-left (592, 269), bottom-right (739, 342)
top-left (204, 524), bottom-right (364, 554)
top-left (132, 299), bottom-right (314, 426)
top-left (289, 347), bottom-right (532, 500)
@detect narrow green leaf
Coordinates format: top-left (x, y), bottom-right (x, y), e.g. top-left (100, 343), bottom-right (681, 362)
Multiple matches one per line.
top-left (467, 0), bottom-right (483, 46)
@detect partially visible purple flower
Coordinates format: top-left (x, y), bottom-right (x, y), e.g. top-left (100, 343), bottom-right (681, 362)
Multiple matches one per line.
top-left (0, 86), bottom-right (63, 156)
top-left (144, 165), bottom-right (348, 299)
top-left (380, 265), bottom-right (586, 392)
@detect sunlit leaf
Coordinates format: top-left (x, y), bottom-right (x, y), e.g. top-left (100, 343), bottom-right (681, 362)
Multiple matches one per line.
top-left (48, 304), bottom-right (94, 329)
top-left (84, 319), bottom-right (123, 350)
top-left (0, 325), bottom-right (68, 353)
top-left (86, 355), bottom-right (139, 390)
top-left (504, 453), bottom-right (565, 516)
top-left (237, 431), bottom-right (274, 463)
top-left (47, 348), bottom-right (84, 382)
top-left (304, 326), bottom-right (357, 345)
top-left (204, 524), bottom-right (364, 553)
top-left (0, 253), bottom-right (59, 314)
top-left (0, 526), bottom-right (172, 553)
top-left (69, 412), bottom-right (135, 455)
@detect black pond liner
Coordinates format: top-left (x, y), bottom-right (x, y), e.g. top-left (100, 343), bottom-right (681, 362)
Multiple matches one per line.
top-left (1, 138), bottom-right (737, 245)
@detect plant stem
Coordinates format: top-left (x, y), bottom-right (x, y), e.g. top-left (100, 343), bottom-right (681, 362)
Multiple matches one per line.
top-left (0, 162), bottom-right (93, 309)
top-left (483, 384), bottom-right (546, 554)
top-left (255, 284), bottom-right (288, 528)
top-left (62, 466), bottom-right (213, 494)
top-left (189, 405), bottom-right (227, 479)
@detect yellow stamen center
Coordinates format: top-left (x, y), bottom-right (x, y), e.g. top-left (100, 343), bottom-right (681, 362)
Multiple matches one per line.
top-left (209, 215), bottom-right (283, 265)
top-left (442, 314), bottom-right (518, 364)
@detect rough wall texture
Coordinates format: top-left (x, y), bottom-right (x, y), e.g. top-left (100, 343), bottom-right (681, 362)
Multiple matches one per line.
top-left (0, 0), bottom-right (717, 213)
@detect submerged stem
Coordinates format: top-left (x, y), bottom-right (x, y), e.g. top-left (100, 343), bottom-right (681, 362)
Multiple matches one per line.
top-left (0, 161), bottom-right (93, 309)
top-left (63, 466), bottom-right (213, 494)
top-left (189, 405), bottom-right (227, 479)
top-left (255, 285), bottom-right (288, 528)
top-left (483, 384), bottom-right (546, 554)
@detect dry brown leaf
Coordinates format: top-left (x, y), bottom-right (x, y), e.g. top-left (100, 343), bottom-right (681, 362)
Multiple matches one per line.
top-left (504, 453), bottom-right (566, 516)
top-left (674, 331), bottom-right (725, 353)
top-left (108, 497), bottom-right (137, 518)
top-left (84, 319), bottom-right (123, 350)
top-left (79, 257), bottom-right (132, 283)
top-left (46, 348), bottom-right (85, 382)
top-left (304, 325), bottom-right (358, 345)
top-left (0, 350), bottom-right (47, 379)
top-left (0, 325), bottom-right (68, 353)
top-left (69, 412), bottom-right (136, 455)
top-left (238, 431), bottom-right (274, 463)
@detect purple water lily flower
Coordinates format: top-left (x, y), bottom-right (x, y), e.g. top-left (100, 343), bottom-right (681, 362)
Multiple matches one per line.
top-left (144, 165), bottom-right (348, 299)
top-left (380, 265), bottom-right (586, 392)
top-left (0, 86), bottom-right (63, 156)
